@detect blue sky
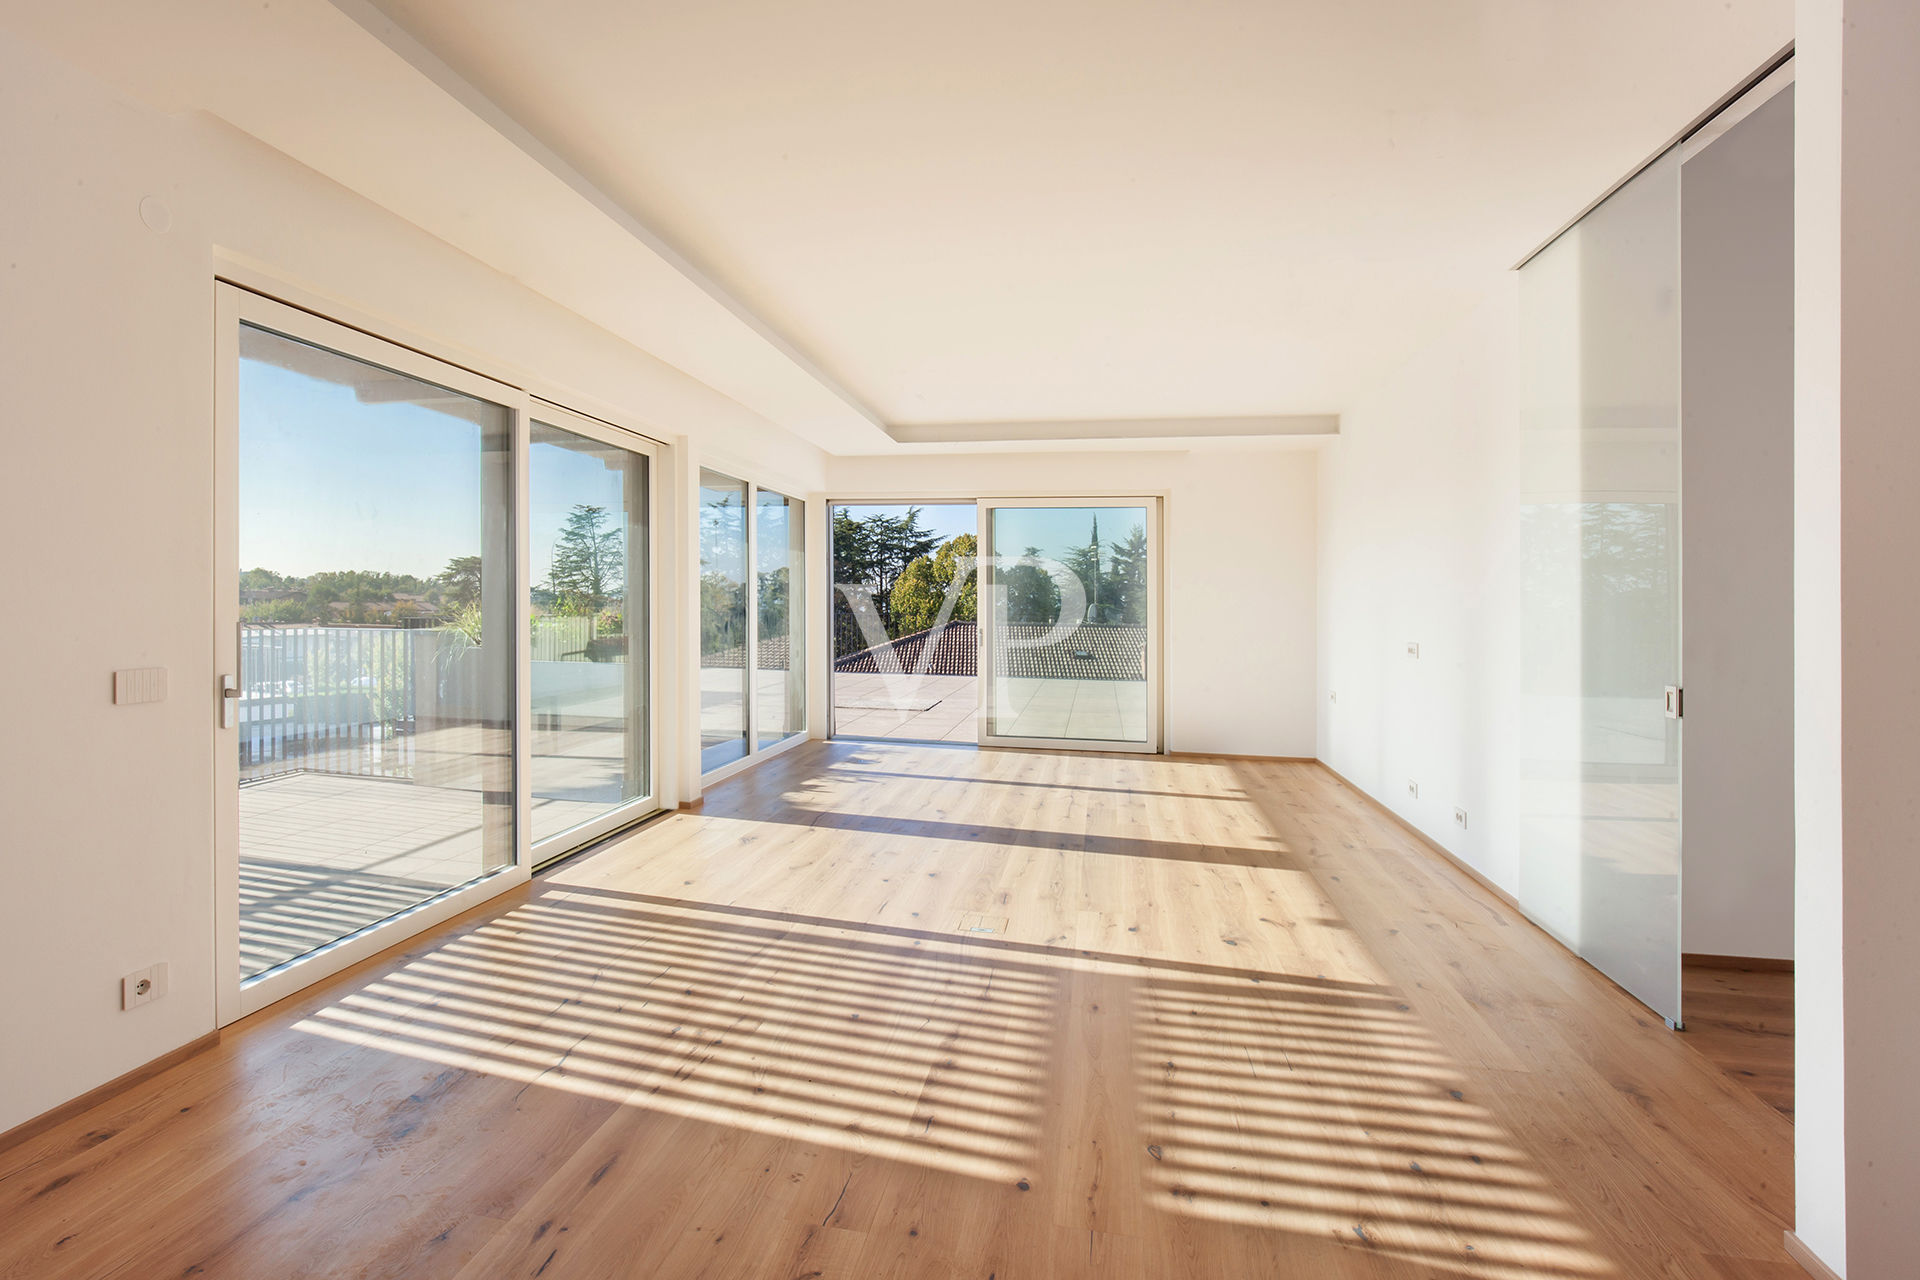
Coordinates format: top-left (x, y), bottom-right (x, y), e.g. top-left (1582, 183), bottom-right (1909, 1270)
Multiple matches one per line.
top-left (831, 501), bottom-right (1145, 566)
top-left (990, 506), bottom-right (1146, 562)
top-left (240, 339), bottom-right (497, 580)
top-left (833, 501), bottom-right (975, 548)
top-left (239, 336), bottom-right (1139, 587)
top-left (240, 335), bottom-right (643, 585)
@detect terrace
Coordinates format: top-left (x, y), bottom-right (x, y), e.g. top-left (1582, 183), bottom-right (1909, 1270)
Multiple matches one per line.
top-left (237, 622), bottom-right (642, 977)
top-left (830, 620), bottom-right (1148, 744)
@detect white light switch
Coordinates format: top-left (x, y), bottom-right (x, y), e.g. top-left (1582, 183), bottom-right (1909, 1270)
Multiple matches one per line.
top-left (114, 668), bottom-right (168, 705)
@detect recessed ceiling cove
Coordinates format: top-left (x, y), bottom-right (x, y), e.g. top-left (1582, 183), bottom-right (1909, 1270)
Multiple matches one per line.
top-left (369, 0), bottom-right (1789, 431)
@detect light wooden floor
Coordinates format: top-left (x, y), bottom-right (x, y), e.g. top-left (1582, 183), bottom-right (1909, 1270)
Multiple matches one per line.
top-left (0, 742), bottom-right (1798, 1279)
top-left (1680, 962), bottom-right (1795, 1121)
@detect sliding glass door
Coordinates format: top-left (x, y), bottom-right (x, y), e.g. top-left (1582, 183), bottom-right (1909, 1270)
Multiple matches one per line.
top-left (698, 471), bottom-right (750, 771)
top-left (755, 487), bottom-right (806, 747)
top-left (218, 285), bottom-right (663, 1020)
top-left (700, 468), bottom-right (807, 774)
top-left (528, 407), bottom-right (655, 858)
top-left (979, 499), bottom-right (1159, 751)
top-left (227, 306), bottom-right (518, 987)
top-left (828, 501), bottom-right (979, 742)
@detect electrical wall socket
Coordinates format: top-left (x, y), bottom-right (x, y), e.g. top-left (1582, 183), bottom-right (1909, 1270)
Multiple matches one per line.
top-left (1406, 641), bottom-right (1420, 658)
top-left (1406, 779), bottom-right (1419, 800)
top-left (1454, 807), bottom-right (1468, 829)
top-left (122, 962), bottom-right (168, 1010)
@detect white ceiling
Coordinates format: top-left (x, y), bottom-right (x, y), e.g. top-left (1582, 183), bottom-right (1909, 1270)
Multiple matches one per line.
top-left (371, 0), bottom-right (1791, 430)
top-left (8, 0), bottom-right (1791, 449)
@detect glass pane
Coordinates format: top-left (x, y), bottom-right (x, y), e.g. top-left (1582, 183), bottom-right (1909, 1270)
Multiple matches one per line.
top-left (985, 504), bottom-right (1150, 745)
top-left (829, 502), bottom-right (979, 742)
top-left (529, 421), bottom-right (649, 846)
top-left (236, 324), bottom-right (513, 980)
top-left (1517, 147), bottom-right (1681, 1022)
top-left (699, 470), bottom-right (749, 771)
top-left (755, 489), bottom-right (805, 747)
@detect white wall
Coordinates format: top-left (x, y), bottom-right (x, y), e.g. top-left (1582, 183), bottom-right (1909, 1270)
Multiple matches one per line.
top-left (1317, 286), bottom-right (1524, 891)
top-left (825, 446), bottom-right (1320, 757)
top-left (1793, 9), bottom-right (1848, 1266)
top-left (0, 28), bottom-right (826, 1135)
top-left (1320, 94), bottom-right (1802, 969)
top-left (1795, 0), bottom-right (1920, 1272)
top-left (1316, 18), bottom-right (1920, 1267)
top-left (1678, 86), bottom-right (1796, 962)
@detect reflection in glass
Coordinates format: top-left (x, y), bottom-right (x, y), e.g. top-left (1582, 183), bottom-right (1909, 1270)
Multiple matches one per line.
top-left (699, 470), bottom-right (749, 771)
top-left (1517, 148), bottom-right (1681, 1022)
top-left (755, 489), bottom-right (806, 747)
top-left (829, 502), bottom-right (979, 742)
top-left (236, 324), bottom-right (513, 980)
top-left (986, 505), bottom-right (1150, 745)
top-left (528, 422), bottom-right (648, 846)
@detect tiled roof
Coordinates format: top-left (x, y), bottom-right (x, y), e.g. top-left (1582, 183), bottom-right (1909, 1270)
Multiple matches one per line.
top-left (835, 621), bottom-right (1146, 681)
top-left (699, 634), bottom-right (798, 670)
top-left (836, 620), bottom-right (979, 676)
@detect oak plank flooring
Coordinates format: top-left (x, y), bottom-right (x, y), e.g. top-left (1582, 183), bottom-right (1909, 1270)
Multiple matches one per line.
top-left (1680, 963), bottom-right (1794, 1120)
top-left (0, 743), bottom-right (1796, 1279)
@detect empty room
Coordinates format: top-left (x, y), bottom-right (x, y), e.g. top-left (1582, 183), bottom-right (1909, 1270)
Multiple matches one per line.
top-left (1, 1), bottom-right (1913, 1277)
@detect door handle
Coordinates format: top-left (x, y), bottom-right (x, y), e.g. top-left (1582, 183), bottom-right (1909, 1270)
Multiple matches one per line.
top-left (221, 674), bottom-right (241, 729)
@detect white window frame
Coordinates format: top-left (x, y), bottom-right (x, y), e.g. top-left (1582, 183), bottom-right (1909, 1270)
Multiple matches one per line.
top-left (977, 495), bottom-right (1164, 754)
top-left (697, 470), bottom-right (809, 784)
top-left (214, 282), bottom-right (669, 1023)
top-left (820, 492), bottom-right (1166, 753)
top-left (526, 399), bottom-right (663, 866)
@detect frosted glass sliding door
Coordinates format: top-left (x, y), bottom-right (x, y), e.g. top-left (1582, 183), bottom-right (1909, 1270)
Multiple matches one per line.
top-left (1518, 149), bottom-right (1682, 1023)
top-left (528, 410), bottom-right (653, 853)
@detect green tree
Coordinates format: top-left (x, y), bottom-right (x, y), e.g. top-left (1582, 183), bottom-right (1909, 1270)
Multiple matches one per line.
top-left (701, 572), bottom-right (746, 654)
top-left (549, 504), bottom-right (623, 609)
top-left (1001, 546), bottom-right (1062, 627)
top-left (241, 597), bottom-right (315, 624)
top-left (305, 576), bottom-right (342, 617)
top-left (342, 580), bottom-right (376, 624)
top-left (1103, 523), bottom-right (1149, 624)
top-left (240, 567), bottom-right (436, 626)
top-left (239, 567), bottom-right (294, 592)
top-left (832, 507), bottom-right (940, 656)
top-left (890, 534), bottom-right (978, 635)
top-left (759, 565), bottom-right (791, 642)
top-left (699, 487), bottom-right (747, 658)
top-left (438, 556), bottom-right (484, 611)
